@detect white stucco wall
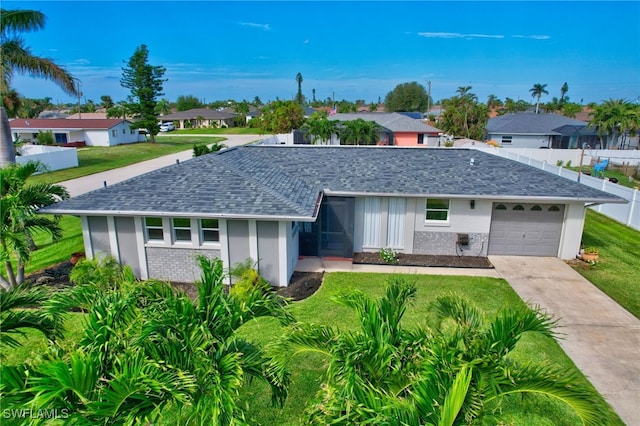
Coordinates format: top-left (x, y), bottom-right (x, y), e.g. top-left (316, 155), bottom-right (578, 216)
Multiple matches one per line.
top-left (488, 133), bottom-right (552, 149)
top-left (559, 203), bottom-right (587, 259)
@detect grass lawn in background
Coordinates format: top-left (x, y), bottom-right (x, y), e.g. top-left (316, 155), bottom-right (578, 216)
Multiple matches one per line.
top-left (573, 209), bottom-right (640, 318)
top-left (171, 127), bottom-right (264, 135)
top-left (28, 135), bottom-right (230, 184)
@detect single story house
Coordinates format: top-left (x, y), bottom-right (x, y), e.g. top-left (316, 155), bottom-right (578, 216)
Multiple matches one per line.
top-left (158, 108), bottom-right (237, 129)
top-left (486, 112), bottom-right (599, 149)
top-left (9, 118), bottom-right (144, 146)
top-left (42, 145), bottom-right (624, 287)
top-left (329, 112), bottom-right (443, 146)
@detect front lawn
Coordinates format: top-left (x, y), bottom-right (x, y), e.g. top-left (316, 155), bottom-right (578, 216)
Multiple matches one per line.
top-left (573, 209), bottom-right (640, 318)
top-left (2, 272), bottom-right (623, 425)
top-left (234, 272), bottom-right (623, 426)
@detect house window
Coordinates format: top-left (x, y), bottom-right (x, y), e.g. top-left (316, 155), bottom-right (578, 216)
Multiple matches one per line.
top-left (417, 134), bottom-right (425, 145)
top-left (513, 205), bottom-right (525, 211)
top-left (495, 204), bottom-right (507, 210)
top-left (145, 217), bottom-right (164, 241)
top-left (531, 205), bottom-right (542, 211)
top-left (200, 219), bottom-right (219, 243)
top-left (111, 129), bottom-right (117, 137)
top-left (549, 205), bottom-right (560, 212)
top-left (425, 199), bottom-right (450, 222)
top-left (501, 136), bottom-right (512, 144)
top-left (172, 218), bottom-right (192, 242)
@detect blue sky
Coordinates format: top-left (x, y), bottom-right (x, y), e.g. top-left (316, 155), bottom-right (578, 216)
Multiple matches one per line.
top-left (7, 1), bottom-right (640, 106)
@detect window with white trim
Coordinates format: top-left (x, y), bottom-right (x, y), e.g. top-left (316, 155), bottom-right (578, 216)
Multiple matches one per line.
top-left (425, 199), bottom-right (450, 222)
top-left (200, 219), bottom-right (219, 243)
top-left (145, 217), bottom-right (164, 241)
top-left (172, 218), bottom-right (192, 242)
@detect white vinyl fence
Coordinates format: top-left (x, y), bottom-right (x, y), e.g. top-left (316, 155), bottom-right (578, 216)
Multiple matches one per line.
top-left (16, 145), bottom-right (79, 173)
top-left (475, 147), bottom-right (639, 231)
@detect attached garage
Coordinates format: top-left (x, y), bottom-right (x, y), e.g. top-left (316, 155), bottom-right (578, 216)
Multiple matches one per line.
top-left (488, 203), bottom-right (565, 256)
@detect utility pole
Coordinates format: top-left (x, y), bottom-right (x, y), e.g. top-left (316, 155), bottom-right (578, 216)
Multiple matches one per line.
top-left (426, 81), bottom-right (432, 116)
top-left (76, 81), bottom-right (82, 119)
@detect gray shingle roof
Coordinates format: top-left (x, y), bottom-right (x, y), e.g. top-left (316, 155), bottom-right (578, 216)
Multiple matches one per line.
top-left (487, 112), bottom-right (587, 135)
top-left (329, 112), bottom-right (442, 133)
top-left (43, 146), bottom-right (624, 219)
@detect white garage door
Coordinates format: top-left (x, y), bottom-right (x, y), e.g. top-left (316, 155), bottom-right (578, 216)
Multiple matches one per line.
top-left (488, 203), bottom-right (565, 256)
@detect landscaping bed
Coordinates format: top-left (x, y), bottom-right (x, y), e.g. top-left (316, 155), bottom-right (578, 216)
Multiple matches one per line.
top-left (353, 252), bottom-right (494, 268)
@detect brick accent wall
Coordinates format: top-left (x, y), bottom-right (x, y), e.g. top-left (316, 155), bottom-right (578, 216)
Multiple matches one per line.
top-left (146, 247), bottom-right (221, 283)
top-left (413, 232), bottom-right (488, 256)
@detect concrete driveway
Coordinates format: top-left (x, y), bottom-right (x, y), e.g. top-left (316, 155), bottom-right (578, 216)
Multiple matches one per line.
top-left (490, 256), bottom-right (640, 426)
top-left (62, 134), bottom-right (259, 197)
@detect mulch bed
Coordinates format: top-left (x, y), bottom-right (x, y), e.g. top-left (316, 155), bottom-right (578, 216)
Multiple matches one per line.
top-left (353, 252), bottom-right (494, 269)
top-left (23, 252), bottom-right (492, 304)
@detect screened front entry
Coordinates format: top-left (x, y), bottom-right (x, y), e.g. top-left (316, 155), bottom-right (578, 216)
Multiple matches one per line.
top-left (299, 197), bottom-right (354, 258)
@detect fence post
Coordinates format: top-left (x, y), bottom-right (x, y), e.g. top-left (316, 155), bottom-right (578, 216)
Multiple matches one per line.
top-left (628, 189), bottom-right (638, 227)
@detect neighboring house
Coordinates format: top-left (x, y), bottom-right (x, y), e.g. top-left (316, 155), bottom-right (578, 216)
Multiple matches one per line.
top-left (42, 145), bottom-right (624, 287)
top-left (9, 118), bottom-right (145, 146)
top-left (159, 108), bottom-right (237, 129)
top-left (486, 112), bottom-right (599, 149)
top-left (38, 110), bottom-right (69, 119)
top-left (220, 105), bottom-right (260, 124)
top-left (329, 112), bottom-right (443, 146)
top-left (66, 112), bottom-right (109, 119)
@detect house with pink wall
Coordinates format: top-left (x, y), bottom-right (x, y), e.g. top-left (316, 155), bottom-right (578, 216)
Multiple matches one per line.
top-left (329, 112), bottom-right (442, 146)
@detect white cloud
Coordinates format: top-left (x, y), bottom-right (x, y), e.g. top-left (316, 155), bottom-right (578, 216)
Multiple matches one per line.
top-left (513, 35), bottom-right (550, 40)
top-left (238, 22), bottom-right (271, 31)
top-left (418, 32), bottom-right (503, 39)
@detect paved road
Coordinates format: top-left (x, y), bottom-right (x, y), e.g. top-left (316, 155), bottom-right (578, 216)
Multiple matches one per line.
top-left (490, 256), bottom-right (640, 426)
top-left (62, 134), bottom-right (259, 197)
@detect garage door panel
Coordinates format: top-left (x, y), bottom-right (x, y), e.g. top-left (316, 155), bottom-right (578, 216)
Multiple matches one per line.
top-left (488, 203), bottom-right (564, 256)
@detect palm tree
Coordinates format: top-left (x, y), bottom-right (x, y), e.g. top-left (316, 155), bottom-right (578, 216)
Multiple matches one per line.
top-left (529, 83), bottom-right (549, 113)
top-left (1, 9), bottom-right (78, 165)
top-left (560, 82), bottom-right (569, 104)
top-left (302, 111), bottom-right (338, 144)
top-left (274, 279), bottom-right (606, 425)
top-left (338, 118), bottom-right (381, 145)
top-left (0, 283), bottom-right (63, 348)
top-left (12, 255), bottom-right (293, 424)
top-left (0, 162), bottom-right (69, 290)
top-left (589, 98), bottom-right (640, 149)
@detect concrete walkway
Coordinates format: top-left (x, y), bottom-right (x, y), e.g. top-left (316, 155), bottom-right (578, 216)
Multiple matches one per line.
top-left (295, 256), bottom-right (639, 425)
top-left (489, 256), bottom-right (639, 426)
top-left (62, 134), bottom-right (259, 197)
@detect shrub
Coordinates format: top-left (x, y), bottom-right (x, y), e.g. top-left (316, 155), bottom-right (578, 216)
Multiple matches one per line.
top-left (378, 248), bottom-right (399, 265)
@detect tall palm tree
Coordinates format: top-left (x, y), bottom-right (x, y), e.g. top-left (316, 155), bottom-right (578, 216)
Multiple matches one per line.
top-left (560, 82), bottom-right (569, 104)
top-left (274, 279), bottom-right (607, 425)
top-left (338, 118), bottom-right (381, 145)
top-left (0, 161), bottom-right (69, 290)
top-left (0, 9), bottom-right (78, 165)
top-left (529, 83), bottom-right (549, 113)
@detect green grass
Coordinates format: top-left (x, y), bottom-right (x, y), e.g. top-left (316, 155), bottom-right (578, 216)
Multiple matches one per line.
top-left (2, 273), bottom-right (623, 425)
top-left (172, 127), bottom-right (264, 135)
top-left (235, 272), bottom-right (623, 426)
top-left (26, 216), bottom-right (84, 274)
top-left (566, 166), bottom-right (639, 189)
top-left (29, 135), bottom-right (229, 184)
top-left (572, 210), bottom-right (640, 318)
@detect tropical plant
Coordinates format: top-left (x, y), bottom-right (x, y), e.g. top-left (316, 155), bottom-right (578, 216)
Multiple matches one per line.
top-left (588, 98), bottom-right (640, 149)
top-left (0, 8), bottom-right (78, 165)
top-left (0, 282), bottom-right (63, 349)
top-left (120, 44), bottom-right (166, 143)
top-left (440, 87), bottom-right (489, 140)
top-left (176, 94), bottom-right (203, 111)
top-left (384, 81), bottom-right (430, 112)
top-left (529, 83), bottom-right (549, 114)
top-left (257, 100), bottom-right (305, 134)
top-left (193, 141), bottom-right (226, 157)
top-left (378, 247), bottom-right (398, 264)
top-left (2, 255), bottom-right (294, 424)
top-left (1, 161), bottom-right (69, 290)
top-left (273, 279), bottom-right (606, 425)
top-left (338, 118), bottom-right (381, 145)
top-left (302, 111), bottom-right (338, 145)
top-left (560, 82), bottom-right (569, 104)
